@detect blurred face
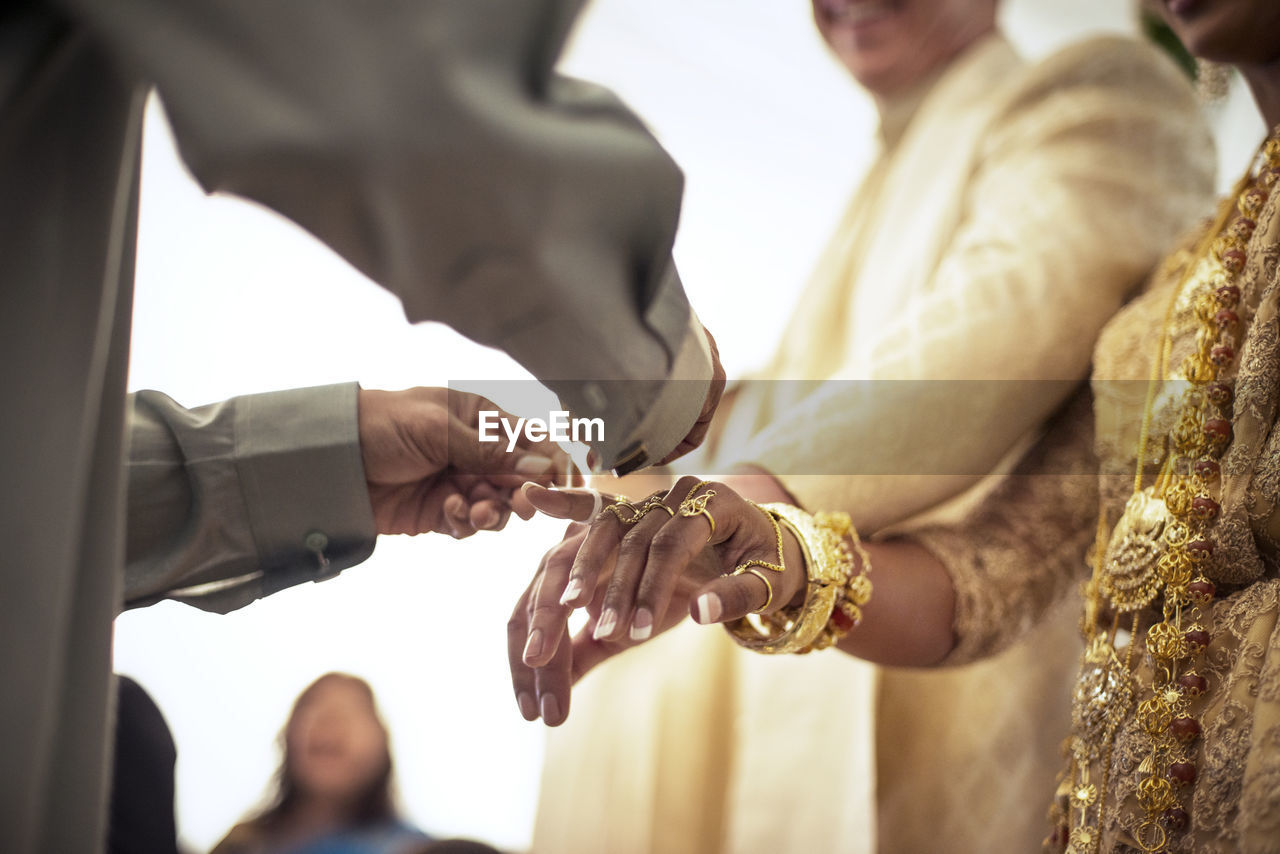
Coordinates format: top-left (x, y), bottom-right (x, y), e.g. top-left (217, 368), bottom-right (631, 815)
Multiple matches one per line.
top-left (286, 678), bottom-right (390, 803)
top-left (811, 0), bottom-right (998, 97)
top-left (1154, 0), bottom-right (1280, 66)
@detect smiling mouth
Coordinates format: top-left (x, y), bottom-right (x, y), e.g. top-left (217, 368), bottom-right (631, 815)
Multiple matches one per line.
top-left (819, 0), bottom-right (899, 26)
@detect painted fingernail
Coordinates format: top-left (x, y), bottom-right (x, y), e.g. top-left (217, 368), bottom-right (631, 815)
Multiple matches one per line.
top-left (515, 454), bottom-right (554, 476)
top-left (593, 609), bottom-right (618, 639)
top-left (540, 693), bottom-right (561, 724)
top-left (630, 609), bottom-right (653, 641)
top-left (522, 629), bottom-right (544, 664)
top-left (517, 692), bottom-right (537, 720)
top-left (560, 577), bottom-right (584, 605)
top-left (476, 506), bottom-right (500, 528)
top-left (695, 593), bottom-right (722, 624)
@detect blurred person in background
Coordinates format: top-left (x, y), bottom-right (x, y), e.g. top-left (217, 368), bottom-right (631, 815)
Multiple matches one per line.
top-left (211, 673), bottom-right (431, 854)
top-left (108, 676), bottom-right (179, 854)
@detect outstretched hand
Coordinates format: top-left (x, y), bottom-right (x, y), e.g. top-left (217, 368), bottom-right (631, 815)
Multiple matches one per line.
top-left (358, 387), bottom-right (572, 537)
top-left (507, 477), bottom-right (806, 725)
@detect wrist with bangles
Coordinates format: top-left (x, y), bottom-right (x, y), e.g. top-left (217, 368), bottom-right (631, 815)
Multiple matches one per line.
top-left (724, 502), bottom-right (873, 655)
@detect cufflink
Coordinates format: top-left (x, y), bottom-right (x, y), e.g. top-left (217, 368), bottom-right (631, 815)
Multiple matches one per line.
top-left (611, 442), bottom-right (649, 477)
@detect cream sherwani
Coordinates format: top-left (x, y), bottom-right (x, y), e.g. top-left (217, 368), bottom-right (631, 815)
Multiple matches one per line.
top-left (533, 34), bottom-right (1215, 854)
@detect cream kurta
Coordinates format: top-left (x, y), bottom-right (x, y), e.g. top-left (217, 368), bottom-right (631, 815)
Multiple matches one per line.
top-left (534, 34), bottom-right (1214, 854)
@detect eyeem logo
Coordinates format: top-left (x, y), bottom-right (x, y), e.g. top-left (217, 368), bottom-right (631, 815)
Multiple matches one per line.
top-left (478, 410), bottom-right (604, 452)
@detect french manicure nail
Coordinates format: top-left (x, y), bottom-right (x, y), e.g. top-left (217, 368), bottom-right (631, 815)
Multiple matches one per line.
top-left (630, 608), bottom-right (653, 641)
top-left (517, 692), bottom-right (537, 720)
top-left (560, 577), bottom-right (584, 605)
top-left (540, 693), bottom-right (561, 724)
top-left (695, 593), bottom-right (722, 624)
top-left (522, 629), bottom-right (544, 664)
top-left (593, 609), bottom-right (618, 639)
top-left (515, 454), bottom-right (554, 476)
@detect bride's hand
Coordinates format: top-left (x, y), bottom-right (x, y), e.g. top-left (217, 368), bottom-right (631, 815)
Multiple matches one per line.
top-left (507, 477), bottom-right (807, 725)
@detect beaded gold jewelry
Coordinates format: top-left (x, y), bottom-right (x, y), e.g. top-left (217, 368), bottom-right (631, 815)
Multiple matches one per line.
top-left (731, 502), bottom-right (788, 614)
top-left (599, 501), bottom-right (639, 524)
top-left (639, 497), bottom-right (675, 518)
top-left (724, 503), bottom-right (871, 654)
top-left (1048, 134), bottom-right (1280, 854)
top-left (629, 490), bottom-right (675, 522)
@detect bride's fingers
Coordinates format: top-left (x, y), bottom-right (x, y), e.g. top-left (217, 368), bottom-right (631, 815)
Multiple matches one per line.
top-left (561, 506), bottom-right (631, 608)
top-left (522, 527), bottom-right (593, 668)
top-left (533, 622), bottom-right (575, 727)
top-left (596, 497), bottom-right (681, 641)
top-left (507, 571), bottom-right (543, 721)
top-left (595, 477), bottom-right (728, 642)
top-left (521, 484), bottom-right (603, 521)
top-left (691, 572), bottom-right (775, 624)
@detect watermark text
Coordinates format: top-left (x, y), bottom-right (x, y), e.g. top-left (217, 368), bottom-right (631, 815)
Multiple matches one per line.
top-left (478, 410), bottom-right (604, 452)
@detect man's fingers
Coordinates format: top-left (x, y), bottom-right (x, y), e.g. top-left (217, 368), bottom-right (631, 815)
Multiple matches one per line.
top-left (462, 481), bottom-right (507, 530)
top-left (441, 488), bottom-right (478, 538)
top-left (510, 486), bottom-right (537, 520)
top-left (446, 404), bottom-right (569, 484)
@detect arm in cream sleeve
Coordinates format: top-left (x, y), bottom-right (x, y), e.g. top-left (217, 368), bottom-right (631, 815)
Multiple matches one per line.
top-left (732, 39), bottom-right (1211, 531)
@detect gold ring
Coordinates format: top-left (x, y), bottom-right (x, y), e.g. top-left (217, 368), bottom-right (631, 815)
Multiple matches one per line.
top-left (733, 566), bottom-right (774, 613)
top-left (678, 489), bottom-right (717, 541)
top-left (639, 497), bottom-right (675, 518)
top-left (627, 494), bottom-right (666, 523)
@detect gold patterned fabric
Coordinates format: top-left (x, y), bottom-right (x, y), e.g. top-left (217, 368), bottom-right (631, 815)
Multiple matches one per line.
top-left (914, 139), bottom-right (1280, 853)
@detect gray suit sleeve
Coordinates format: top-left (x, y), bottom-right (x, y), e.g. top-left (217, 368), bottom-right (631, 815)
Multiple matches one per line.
top-left (125, 383), bottom-right (376, 613)
top-left (58, 0), bottom-right (711, 469)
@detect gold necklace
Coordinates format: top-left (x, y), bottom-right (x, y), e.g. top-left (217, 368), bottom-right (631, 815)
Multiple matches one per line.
top-left (1048, 133), bottom-right (1280, 854)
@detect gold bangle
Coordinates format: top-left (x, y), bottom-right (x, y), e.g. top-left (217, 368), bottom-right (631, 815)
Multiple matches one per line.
top-left (723, 503), bottom-right (866, 654)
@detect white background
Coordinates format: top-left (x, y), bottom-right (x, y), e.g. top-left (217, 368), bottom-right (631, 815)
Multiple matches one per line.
top-left (114, 1), bottom-right (1261, 851)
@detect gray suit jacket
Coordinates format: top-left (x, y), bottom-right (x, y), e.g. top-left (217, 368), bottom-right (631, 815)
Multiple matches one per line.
top-left (0, 1), bottom-right (707, 850)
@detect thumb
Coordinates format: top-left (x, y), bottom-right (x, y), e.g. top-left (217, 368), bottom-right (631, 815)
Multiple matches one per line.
top-left (522, 484), bottom-right (604, 522)
top-left (691, 572), bottom-right (774, 625)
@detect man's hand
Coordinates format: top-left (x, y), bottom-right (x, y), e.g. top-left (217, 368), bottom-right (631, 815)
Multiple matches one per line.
top-left (658, 326), bottom-right (726, 465)
top-left (358, 387), bottom-right (571, 537)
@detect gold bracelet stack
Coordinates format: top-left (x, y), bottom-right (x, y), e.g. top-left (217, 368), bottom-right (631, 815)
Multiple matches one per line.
top-left (724, 502), bottom-right (872, 654)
